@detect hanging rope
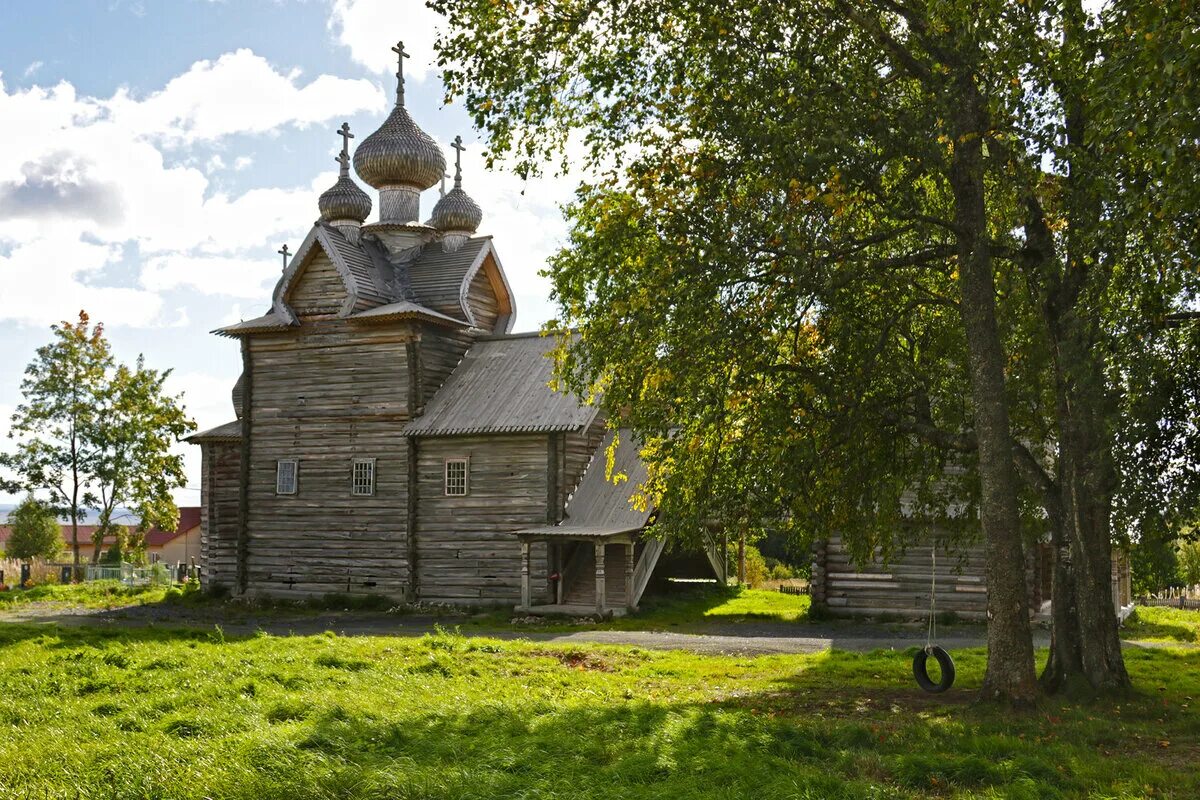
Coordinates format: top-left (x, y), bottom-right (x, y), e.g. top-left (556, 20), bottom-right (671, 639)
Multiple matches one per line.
top-left (914, 543), bottom-right (956, 693)
top-left (926, 545), bottom-right (936, 649)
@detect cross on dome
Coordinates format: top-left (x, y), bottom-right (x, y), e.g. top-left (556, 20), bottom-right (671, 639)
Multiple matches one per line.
top-left (337, 122), bottom-right (354, 156)
top-left (278, 244), bottom-right (291, 271)
top-left (451, 135), bottom-right (466, 187)
top-left (391, 40), bottom-right (410, 106)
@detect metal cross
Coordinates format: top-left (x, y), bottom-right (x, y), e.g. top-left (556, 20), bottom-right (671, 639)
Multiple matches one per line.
top-left (451, 135), bottom-right (465, 185)
top-left (278, 244), bottom-right (291, 271)
top-left (391, 40), bottom-right (410, 105)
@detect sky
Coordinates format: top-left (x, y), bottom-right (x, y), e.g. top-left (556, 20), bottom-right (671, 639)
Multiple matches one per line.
top-left (0, 0), bottom-right (581, 510)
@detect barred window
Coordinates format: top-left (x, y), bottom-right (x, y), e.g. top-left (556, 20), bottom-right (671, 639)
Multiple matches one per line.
top-left (444, 458), bottom-right (469, 496)
top-left (276, 460), bottom-right (298, 495)
top-left (352, 458), bottom-right (376, 496)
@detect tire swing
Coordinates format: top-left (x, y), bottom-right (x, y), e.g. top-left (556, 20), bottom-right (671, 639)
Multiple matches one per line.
top-left (913, 546), bottom-right (956, 693)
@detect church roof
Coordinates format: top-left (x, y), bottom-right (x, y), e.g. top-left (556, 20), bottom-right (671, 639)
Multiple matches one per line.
top-left (403, 332), bottom-right (599, 437)
top-left (405, 235), bottom-right (492, 320)
top-left (514, 429), bottom-right (653, 539)
top-left (187, 420), bottom-right (242, 442)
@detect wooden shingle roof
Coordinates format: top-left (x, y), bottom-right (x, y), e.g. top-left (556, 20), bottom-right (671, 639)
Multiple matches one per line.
top-left (515, 429), bottom-right (653, 538)
top-left (186, 420), bottom-right (242, 442)
top-left (403, 332), bottom-right (598, 437)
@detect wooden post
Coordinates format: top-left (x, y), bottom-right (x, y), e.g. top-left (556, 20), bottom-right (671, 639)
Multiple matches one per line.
top-left (625, 541), bottom-right (635, 612)
top-left (235, 337), bottom-right (253, 595)
top-left (520, 540), bottom-right (531, 610)
top-left (594, 541), bottom-right (606, 615)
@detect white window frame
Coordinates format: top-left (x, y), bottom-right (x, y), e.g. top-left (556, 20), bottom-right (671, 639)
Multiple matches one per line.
top-left (352, 458), bottom-right (377, 497)
top-left (444, 457), bottom-right (469, 497)
top-left (276, 459), bottom-right (298, 495)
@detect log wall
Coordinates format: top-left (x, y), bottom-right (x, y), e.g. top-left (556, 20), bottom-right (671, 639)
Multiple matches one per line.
top-left (242, 320), bottom-right (416, 599)
top-left (811, 531), bottom-right (1043, 620)
top-left (414, 434), bottom-right (551, 605)
top-left (199, 441), bottom-right (241, 590)
top-left (289, 251), bottom-right (346, 318)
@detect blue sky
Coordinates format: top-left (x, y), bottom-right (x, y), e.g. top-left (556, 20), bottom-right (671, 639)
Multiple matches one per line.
top-left (0, 0), bottom-right (577, 509)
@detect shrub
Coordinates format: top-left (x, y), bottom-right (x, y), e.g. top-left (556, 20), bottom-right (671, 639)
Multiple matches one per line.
top-left (769, 563), bottom-right (795, 581)
top-left (728, 544), bottom-right (770, 587)
top-left (3, 495), bottom-right (62, 563)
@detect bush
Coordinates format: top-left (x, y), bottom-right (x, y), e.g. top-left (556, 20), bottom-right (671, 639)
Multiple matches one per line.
top-left (728, 544), bottom-right (770, 587)
top-left (769, 563), bottom-right (795, 581)
top-left (3, 495), bottom-right (62, 563)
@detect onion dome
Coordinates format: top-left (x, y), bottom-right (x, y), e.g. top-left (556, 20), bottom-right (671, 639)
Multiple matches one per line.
top-left (319, 123), bottom-right (372, 224)
top-left (431, 135), bottom-right (483, 234)
top-left (353, 40), bottom-right (446, 192)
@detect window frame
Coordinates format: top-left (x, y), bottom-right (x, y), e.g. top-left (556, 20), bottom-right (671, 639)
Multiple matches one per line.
top-left (444, 457), bottom-right (470, 497)
top-left (351, 457), bottom-right (377, 497)
top-left (276, 459), bottom-right (298, 496)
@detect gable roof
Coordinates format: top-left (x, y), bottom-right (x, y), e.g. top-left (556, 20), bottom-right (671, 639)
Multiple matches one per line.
top-left (403, 332), bottom-right (598, 437)
top-left (515, 429), bottom-right (653, 538)
top-left (406, 236), bottom-right (515, 331)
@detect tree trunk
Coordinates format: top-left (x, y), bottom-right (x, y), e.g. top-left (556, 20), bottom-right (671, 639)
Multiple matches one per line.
top-left (1046, 0), bottom-right (1131, 693)
top-left (1039, 519), bottom-right (1085, 692)
top-left (949, 78), bottom-right (1038, 706)
top-left (1052, 329), bottom-right (1131, 691)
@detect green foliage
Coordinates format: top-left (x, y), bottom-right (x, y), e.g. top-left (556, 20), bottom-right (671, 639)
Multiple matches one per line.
top-left (1177, 539), bottom-right (1200, 587)
top-left (0, 625), bottom-right (1196, 798)
top-left (0, 312), bottom-right (195, 566)
top-left (1131, 531), bottom-right (1181, 596)
top-left (2, 495), bottom-right (61, 563)
top-left (728, 543), bottom-right (770, 588)
top-left (1123, 606), bottom-right (1200, 644)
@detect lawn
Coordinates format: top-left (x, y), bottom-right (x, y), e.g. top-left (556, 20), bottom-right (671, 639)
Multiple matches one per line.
top-left (1122, 606), bottom-right (1200, 644)
top-left (0, 624), bottom-right (1197, 799)
top-left (0, 580), bottom-right (174, 610)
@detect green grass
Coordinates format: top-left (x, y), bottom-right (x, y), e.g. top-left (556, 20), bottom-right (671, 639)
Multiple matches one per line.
top-left (1123, 606), bottom-right (1200, 643)
top-left (471, 584), bottom-right (813, 632)
top-left (0, 623), bottom-right (1197, 799)
top-left (0, 580), bottom-right (174, 610)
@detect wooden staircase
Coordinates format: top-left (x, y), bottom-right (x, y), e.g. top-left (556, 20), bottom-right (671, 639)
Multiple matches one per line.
top-left (555, 538), bottom-right (668, 612)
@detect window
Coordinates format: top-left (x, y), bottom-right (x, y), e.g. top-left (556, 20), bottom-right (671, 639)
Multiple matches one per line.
top-left (352, 458), bottom-right (376, 496)
top-left (444, 457), bottom-right (469, 496)
top-left (276, 459), bottom-right (298, 495)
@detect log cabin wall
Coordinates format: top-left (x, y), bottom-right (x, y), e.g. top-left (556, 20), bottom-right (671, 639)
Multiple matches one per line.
top-left (812, 531), bottom-right (1044, 620)
top-left (563, 415), bottom-right (608, 505)
top-left (414, 434), bottom-right (551, 605)
top-left (199, 441), bottom-right (240, 590)
top-left (243, 318), bottom-right (417, 599)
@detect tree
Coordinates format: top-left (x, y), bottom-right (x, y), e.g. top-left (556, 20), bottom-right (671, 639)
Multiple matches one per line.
top-left (0, 312), bottom-right (112, 574)
top-left (2, 495), bottom-right (61, 563)
top-left (0, 312), bottom-right (195, 574)
top-left (434, 0), bottom-right (1199, 701)
top-left (1178, 539), bottom-right (1200, 589)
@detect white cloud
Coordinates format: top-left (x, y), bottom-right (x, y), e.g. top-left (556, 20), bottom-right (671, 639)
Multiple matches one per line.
top-left (0, 236), bottom-right (164, 327)
top-left (233, 156), bottom-right (253, 171)
top-left (0, 54), bottom-right (385, 326)
top-left (328, 0), bottom-right (443, 82)
top-left (107, 49), bottom-right (383, 146)
top-left (141, 253), bottom-right (281, 299)
top-left (23, 61), bottom-right (43, 78)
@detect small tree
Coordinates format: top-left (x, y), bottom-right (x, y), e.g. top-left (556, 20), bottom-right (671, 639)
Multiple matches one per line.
top-left (0, 311), bottom-right (195, 575)
top-left (3, 495), bottom-right (62, 564)
top-left (1177, 540), bottom-right (1200, 588)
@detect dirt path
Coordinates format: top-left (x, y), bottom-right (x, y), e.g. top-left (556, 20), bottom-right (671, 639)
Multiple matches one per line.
top-left (0, 600), bottom-right (1081, 655)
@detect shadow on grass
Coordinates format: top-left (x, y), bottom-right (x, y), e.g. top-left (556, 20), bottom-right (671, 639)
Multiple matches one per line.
top-left (1, 624), bottom-right (1197, 799)
top-left (1123, 608), bottom-right (1198, 643)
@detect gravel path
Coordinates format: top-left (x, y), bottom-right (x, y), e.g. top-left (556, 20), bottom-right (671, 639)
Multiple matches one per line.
top-left (0, 601), bottom-right (1057, 655)
top-left (2, 602), bottom-right (1189, 656)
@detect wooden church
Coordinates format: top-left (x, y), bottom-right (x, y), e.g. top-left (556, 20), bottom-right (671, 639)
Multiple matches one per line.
top-left (187, 42), bottom-right (716, 615)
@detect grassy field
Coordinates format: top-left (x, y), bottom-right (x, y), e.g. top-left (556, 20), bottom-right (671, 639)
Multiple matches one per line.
top-left (0, 580), bottom-right (174, 610)
top-left (0, 623), bottom-right (1197, 799)
top-left (1122, 605), bottom-right (1200, 644)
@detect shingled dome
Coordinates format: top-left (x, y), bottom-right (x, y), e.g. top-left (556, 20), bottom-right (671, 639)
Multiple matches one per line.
top-left (430, 186), bottom-right (482, 233)
top-left (354, 105), bottom-right (446, 191)
top-left (319, 153), bottom-right (372, 223)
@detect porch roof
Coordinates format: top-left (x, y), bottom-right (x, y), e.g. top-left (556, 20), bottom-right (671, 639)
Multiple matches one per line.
top-left (513, 428), bottom-right (652, 541)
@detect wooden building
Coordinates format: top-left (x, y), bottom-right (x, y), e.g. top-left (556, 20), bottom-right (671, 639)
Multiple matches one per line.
top-left (186, 44), bottom-right (708, 614)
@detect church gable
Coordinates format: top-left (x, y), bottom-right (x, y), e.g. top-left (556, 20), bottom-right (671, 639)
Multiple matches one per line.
top-left (466, 256), bottom-right (504, 332)
top-left (287, 249), bottom-right (350, 318)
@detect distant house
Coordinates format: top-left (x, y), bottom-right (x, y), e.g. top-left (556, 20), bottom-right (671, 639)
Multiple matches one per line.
top-left (0, 507), bottom-right (202, 566)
